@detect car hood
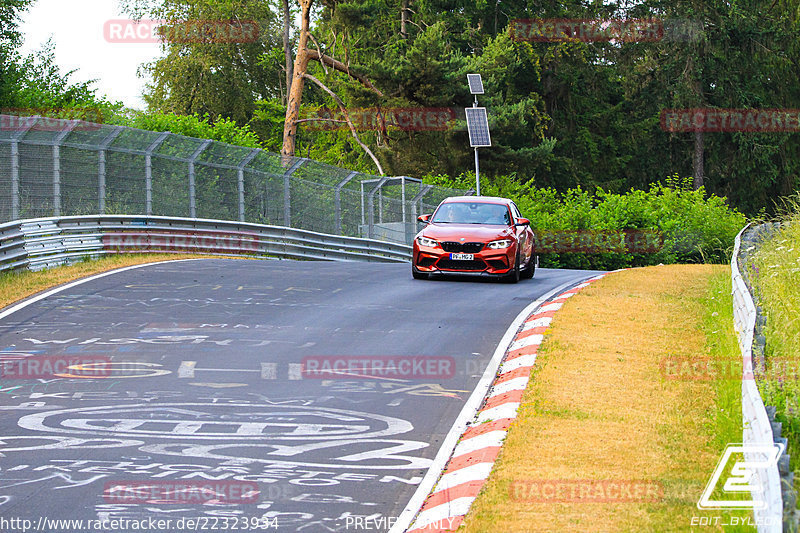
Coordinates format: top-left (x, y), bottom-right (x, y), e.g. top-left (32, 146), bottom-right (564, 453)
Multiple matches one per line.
top-left (419, 223), bottom-right (514, 242)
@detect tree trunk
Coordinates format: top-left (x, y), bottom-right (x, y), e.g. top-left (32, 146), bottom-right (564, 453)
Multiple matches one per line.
top-left (401, 0), bottom-right (409, 39)
top-left (693, 129), bottom-right (704, 189)
top-left (282, 0), bottom-right (293, 103)
top-left (281, 0), bottom-right (312, 160)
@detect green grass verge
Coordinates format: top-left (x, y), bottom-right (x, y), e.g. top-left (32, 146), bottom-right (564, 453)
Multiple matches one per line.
top-left (750, 215), bottom-right (800, 498)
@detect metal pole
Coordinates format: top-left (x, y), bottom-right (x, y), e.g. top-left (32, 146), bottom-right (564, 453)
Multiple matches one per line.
top-left (401, 177), bottom-right (407, 225)
top-left (472, 95), bottom-right (481, 197)
top-left (410, 184), bottom-right (433, 221)
top-left (334, 171), bottom-right (359, 235)
top-left (282, 158), bottom-right (306, 227)
top-left (237, 148), bottom-right (261, 222)
top-left (360, 181), bottom-right (365, 226)
top-left (378, 186), bottom-right (383, 223)
top-left (52, 120), bottom-right (79, 217)
top-left (8, 116), bottom-right (36, 221)
top-left (145, 132), bottom-right (170, 216)
top-left (188, 139), bottom-right (212, 219)
top-left (367, 177), bottom-right (389, 239)
top-left (98, 150), bottom-right (106, 213)
top-left (53, 145), bottom-right (61, 216)
top-left (474, 148), bottom-right (480, 196)
top-left (97, 126), bottom-right (123, 214)
top-left (11, 142), bottom-right (20, 220)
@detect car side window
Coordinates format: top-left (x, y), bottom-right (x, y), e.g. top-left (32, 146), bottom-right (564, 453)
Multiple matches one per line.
top-left (510, 203), bottom-right (522, 219)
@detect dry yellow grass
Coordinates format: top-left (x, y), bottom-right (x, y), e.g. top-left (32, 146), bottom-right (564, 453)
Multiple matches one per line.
top-left (0, 254), bottom-right (226, 311)
top-left (462, 264), bottom-right (740, 532)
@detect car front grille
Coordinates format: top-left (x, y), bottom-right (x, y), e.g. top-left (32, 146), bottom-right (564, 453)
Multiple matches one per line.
top-left (441, 241), bottom-right (484, 253)
top-left (436, 259), bottom-right (486, 271)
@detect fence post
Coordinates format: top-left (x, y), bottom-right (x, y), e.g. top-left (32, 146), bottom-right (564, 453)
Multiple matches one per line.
top-left (97, 126), bottom-right (124, 213)
top-left (410, 184), bottom-right (433, 244)
top-left (334, 171), bottom-right (359, 235)
top-left (188, 139), bottom-right (212, 218)
top-left (401, 176), bottom-right (407, 225)
top-left (52, 120), bottom-right (79, 217)
top-left (237, 148), bottom-right (261, 222)
top-left (9, 117), bottom-right (37, 221)
top-left (367, 177), bottom-right (389, 239)
top-left (282, 158), bottom-right (306, 227)
top-left (145, 132), bottom-right (170, 216)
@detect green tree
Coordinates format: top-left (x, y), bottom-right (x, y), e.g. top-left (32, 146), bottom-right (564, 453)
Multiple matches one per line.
top-left (120, 0), bottom-right (285, 125)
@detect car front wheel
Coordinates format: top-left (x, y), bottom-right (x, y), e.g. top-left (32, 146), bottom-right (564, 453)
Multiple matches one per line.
top-left (503, 251), bottom-right (521, 284)
top-left (521, 254), bottom-right (536, 279)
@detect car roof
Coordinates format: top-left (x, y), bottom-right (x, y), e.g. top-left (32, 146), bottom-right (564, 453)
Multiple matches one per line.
top-left (442, 196), bottom-right (512, 205)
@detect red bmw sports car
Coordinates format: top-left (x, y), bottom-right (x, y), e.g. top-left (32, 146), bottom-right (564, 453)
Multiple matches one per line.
top-left (412, 196), bottom-right (537, 282)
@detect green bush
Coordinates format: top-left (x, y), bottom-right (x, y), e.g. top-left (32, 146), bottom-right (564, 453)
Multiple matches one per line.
top-left (423, 173), bottom-right (747, 270)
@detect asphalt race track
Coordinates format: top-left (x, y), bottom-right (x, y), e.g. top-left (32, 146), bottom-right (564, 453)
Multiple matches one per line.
top-left (0, 259), bottom-right (602, 532)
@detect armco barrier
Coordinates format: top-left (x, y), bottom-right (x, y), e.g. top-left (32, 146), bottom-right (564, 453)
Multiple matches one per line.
top-left (0, 215), bottom-right (412, 273)
top-left (732, 223), bottom-right (783, 532)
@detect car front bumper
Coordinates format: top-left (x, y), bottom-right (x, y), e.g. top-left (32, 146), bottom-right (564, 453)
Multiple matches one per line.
top-left (412, 245), bottom-right (516, 275)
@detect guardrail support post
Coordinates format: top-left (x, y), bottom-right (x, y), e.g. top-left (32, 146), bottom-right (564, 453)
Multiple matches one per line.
top-left (334, 171), bottom-right (359, 235)
top-left (97, 126), bottom-right (124, 213)
top-left (237, 148), bottom-right (261, 222)
top-left (145, 132), bottom-right (170, 216)
top-left (282, 158), bottom-right (306, 227)
top-left (52, 120), bottom-right (79, 217)
top-left (188, 140), bottom-right (213, 218)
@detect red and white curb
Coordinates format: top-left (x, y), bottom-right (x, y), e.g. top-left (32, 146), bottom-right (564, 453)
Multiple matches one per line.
top-left (394, 274), bottom-right (608, 533)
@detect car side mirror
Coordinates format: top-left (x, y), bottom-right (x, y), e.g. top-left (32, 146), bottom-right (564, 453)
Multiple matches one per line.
top-left (515, 217), bottom-right (530, 226)
top-left (418, 214), bottom-right (431, 223)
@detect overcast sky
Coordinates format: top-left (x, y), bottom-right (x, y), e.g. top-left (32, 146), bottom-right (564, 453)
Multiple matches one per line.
top-left (20, 0), bottom-right (163, 110)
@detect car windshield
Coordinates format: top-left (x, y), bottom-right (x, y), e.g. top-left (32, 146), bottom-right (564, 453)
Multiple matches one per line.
top-left (431, 202), bottom-right (511, 225)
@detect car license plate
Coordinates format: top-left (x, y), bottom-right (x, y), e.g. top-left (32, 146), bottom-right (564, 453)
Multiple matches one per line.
top-left (450, 253), bottom-right (474, 261)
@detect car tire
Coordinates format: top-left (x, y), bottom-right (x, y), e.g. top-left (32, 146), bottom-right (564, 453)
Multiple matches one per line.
top-left (521, 254), bottom-right (536, 279)
top-left (412, 266), bottom-right (428, 280)
top-left (503, 252), bottom-right (521, 284)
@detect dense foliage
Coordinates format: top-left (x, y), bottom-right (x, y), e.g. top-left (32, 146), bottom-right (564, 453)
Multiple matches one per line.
top-left (426, 173), bottom-right (746, 268)
top-left (750, 203), bottom-right (800, 487)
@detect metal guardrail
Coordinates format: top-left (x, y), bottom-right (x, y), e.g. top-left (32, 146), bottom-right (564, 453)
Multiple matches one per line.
top-left (0, 215), bottom-right (412, 273)
top-left (732, 223), bottom-right (783, 532)
top-left (0, 114), bottom-right (470, 245)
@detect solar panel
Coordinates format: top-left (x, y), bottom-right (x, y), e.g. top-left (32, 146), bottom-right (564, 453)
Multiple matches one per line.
top-left (465, 107), bottom-right (491, 147)
top-left (467, 74), bottom-right (484, 95)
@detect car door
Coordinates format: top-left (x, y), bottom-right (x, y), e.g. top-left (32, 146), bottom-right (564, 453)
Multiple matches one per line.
top-left (510, 202), bottom-right (533, 261)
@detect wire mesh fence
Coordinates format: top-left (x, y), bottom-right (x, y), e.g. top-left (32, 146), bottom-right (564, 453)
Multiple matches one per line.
top-left (0, 114), bottom-right (471, 244)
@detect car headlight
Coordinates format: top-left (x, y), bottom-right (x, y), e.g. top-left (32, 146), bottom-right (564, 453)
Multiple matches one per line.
top-left (417, 236), bottom-right (439, 248)
top-left (487, 239), bottom-right (513, 249)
